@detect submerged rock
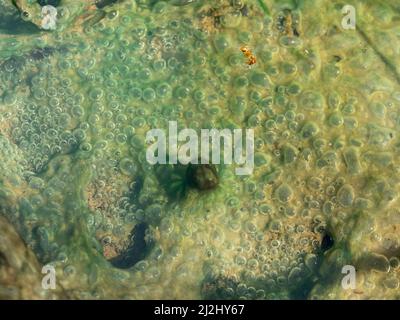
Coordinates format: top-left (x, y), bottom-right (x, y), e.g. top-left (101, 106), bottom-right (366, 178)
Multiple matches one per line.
top-left (187, 164), bottom-right (219, 191)
top-left (40, 5), bottom-right (57, 30)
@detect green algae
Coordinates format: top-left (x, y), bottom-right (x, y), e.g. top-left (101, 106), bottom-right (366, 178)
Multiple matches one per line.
top-left (256, 0), bottom-right (270, 16)
top-left (0, 0), bottom-right (400, 300)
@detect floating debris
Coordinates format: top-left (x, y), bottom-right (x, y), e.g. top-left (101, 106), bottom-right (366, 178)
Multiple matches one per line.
top-left (240, 46), bottom-right (256, 65)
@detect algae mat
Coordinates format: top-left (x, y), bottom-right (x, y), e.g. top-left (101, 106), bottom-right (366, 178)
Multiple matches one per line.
top-left (1, 0), bottom-right (400, 299)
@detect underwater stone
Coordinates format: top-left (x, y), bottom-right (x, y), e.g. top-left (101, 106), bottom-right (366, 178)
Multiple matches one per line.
top-left (187, 164), bottom-right (219, 191)
top-left (41, 5), bottom-right (57, 30)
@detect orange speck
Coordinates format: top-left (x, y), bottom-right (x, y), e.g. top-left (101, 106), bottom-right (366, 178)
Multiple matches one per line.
top-left (240, 46), bottom-right (256, 65)
top-left (248, 56), bottom-right (256, 65)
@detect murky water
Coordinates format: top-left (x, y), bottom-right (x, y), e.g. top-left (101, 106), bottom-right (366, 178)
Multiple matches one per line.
top-left (0, 0), bottom-right (400, 299)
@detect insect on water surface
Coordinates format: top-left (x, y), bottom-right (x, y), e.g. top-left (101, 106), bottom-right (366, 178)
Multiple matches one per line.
top-left (240, 46), bottom-right (256, 66)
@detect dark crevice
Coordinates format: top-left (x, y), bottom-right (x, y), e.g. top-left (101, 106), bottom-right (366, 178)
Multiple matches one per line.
top-left (95, 0), bottom-right (120, 9)
top-left (320, 232), bottom-right (335, 252)
top-left (29, 47), bottom-right (57, 61)
top-left (0, 251), bottom-right (8, 267)
top-left (32, 226), bottom-right (52, 264)
top-left (240, 4), bottom-right (249, 17)
top-left (290, 232), bottom-right (335, 299)
top-left (109, 222), bottom-right (153, 269)
top-left (37, 0), bottom-right (61, 6)
top-left (0, 11), bottom-right (40, 35)
top-left (129, 175), bottom-right (144, 204)
top-left (288, 276), bottom-right (318, 300)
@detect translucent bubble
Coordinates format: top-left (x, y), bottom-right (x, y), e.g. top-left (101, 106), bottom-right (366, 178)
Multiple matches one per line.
top-left (88, 114), bottom-right (100, 125)
top-left (33, 88), bottom-right (46, 100)
top-left (250, 72), bottom-right (270, 87)
top-left (174, 86), bottom-right (190, 99)
top-left (282, 62), bottom-right (297, 74)
top-left (300, 121), bottom-right (319, 139)
top-left (337, 184), bottom-right (354, 207)
top-left (130, 135), bottom-right (144, 149)
top-left (139, 68), bottom-right (152, 81)
top-left (275, 184), bottom-right (293, 203)
top-left (106, 121), bottom-right (115, 130)
top-left (143, 87), bottom-right (156, 102)
top-left (129, 87), bottom-right (142, 99)
top-left (115, 114), bottom-right (127, 125)
top-left (73, 129), bottom-right (86, 141)
top-left (248, 259), bottom-right (258, 270)
top-left (71, 105), bottom-right (84, 118)
top-left (383, 277), bottom-right (399, 290)
top-left (116, 133), bottom-right (127, 144)
top-left (29, 177), bottom-right (45, 190)
top-left (79, 142), bottom-right (92, 152)
top-left (64, 265), bottom-right (76, 276)
top-left (389, 257), bottom-right (400, 269)
top-left (3, 92), bottom-right (17, 105)
top-left (245, 221), bottom-right (257, 234)
top-left (132, 22), bottom-right (146, 39)
top-left (193, 89), bottom-right (205, 102)
top-left (249, 90), bottom-right (262, 102)
top-left (153, 59), bottom-right (166, 71)
top-left (328, 111), bottom-right (344, 127)
top-left (235, 255), bottom-right (246, 266)
top-left (109, 101), bottom-right (120, 111)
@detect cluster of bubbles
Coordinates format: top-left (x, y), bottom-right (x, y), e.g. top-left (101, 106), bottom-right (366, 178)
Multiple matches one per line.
top-left (0, 0), bottom-right (400, 299)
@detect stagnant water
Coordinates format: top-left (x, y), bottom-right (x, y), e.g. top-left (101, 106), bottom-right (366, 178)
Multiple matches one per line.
top-left (0, 0), bottom-right (400, 300)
